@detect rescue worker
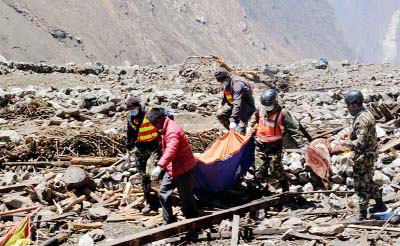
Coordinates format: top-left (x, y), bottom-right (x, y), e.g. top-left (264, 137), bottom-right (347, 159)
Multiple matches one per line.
top-left (342, 90), bottom-right (387, 221)
top-left (249, 89), bottom-right (305, 193)
top-left (125, 96), bottom-right (160, 214)
top-left (147, 107), bottom-right (199, 226)
top-left (214, 67), bottom-right (256, 134)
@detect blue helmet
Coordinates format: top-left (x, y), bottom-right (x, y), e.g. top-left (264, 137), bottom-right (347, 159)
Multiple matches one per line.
top-left (345, 90), bottom-right (363, 104)
top-left (260, 89), bottom-right (277, 105)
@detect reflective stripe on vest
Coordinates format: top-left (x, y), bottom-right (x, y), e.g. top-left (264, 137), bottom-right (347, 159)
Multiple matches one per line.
top-left (134, 118), bottom-right (158, 142)
top-left (256, 109), bottom-right (285, 143)
top-left (224, 89), bottom-right (234, 105)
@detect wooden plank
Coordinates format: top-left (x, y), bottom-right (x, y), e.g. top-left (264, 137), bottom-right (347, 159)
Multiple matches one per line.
top-left (347, 224), bottom-right (400, 233)
top-left (379, 138), bottom-right (400, 153)
top-left (0, 181), bottom-right (39, 193)
top-left (390, 103), bottom-right (400, 115)
top-left (231, 215), bottom-right (240, 246)
top-left (0, 205), bottom-right (42, 218)
top-left (390, 147), bottom-right (399, 159)
top-left (101, 194), bottom-right (290, 246)
top-left (378, 104), bottom-right (394, 121)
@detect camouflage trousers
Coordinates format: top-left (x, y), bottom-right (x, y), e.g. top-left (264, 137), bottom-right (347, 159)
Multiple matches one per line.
top-left (216, 104), bottom-right (233, 130)
top-left (254, 140), bottom-right (285, 185)
top-left (353, 154), bottom-right (381, 211)
top-left (216, 104), bottom-right (246, 134)
top-left (133, 140), bottom-right (160, 195)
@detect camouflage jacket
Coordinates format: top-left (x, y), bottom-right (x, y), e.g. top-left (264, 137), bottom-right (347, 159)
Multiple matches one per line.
top-left (347, 107), bottom-right (377, 155)
top-left (249, 104), bottom-right (305, 148)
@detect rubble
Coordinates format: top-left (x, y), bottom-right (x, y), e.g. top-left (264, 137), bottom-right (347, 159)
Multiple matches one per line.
top-left (1, 59), bottom-right (400, 245)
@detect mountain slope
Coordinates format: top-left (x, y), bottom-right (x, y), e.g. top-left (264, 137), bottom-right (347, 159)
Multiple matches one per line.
top-left (0, 0), bottom-right (354, 65)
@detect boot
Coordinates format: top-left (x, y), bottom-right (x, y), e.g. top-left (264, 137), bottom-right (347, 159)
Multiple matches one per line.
top-left (141, 203), bottom-right (152, 214)
top-left (142, 192), bottom-right (158, 214)
top-left (369, 198), bottom-right (388, 214)
top-left (281, 179), bottom-right (290, 192)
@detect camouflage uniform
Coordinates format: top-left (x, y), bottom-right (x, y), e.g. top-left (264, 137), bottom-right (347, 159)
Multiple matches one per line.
top-left (345, 107), bottom-right (381, 213)
top-left (126, 112), bottom-right (161, 209)
top-left (133, 141), bottom-right (160, 199)
top-left (250, 105), bottom-right (305, 191)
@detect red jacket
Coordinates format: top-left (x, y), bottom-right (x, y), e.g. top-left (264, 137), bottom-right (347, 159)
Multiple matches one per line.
top-left (157, 117), bottom-right (195, 178)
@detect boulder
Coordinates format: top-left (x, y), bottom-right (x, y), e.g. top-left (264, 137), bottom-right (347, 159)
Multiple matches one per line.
top-left (88, 207), bottom-right (110, 220)
top-left (308, 224), bottom-right (344, 236)
top-left (0, 130), bottom-right (22, 143)
top-left (90, 102), bottom-right (116, 115)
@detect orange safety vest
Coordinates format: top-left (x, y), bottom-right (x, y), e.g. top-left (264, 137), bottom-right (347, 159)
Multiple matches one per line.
top-left (132, 117), bottom-right (158, 143)
top-left (256, 109), bottom-right (286, 143)
top-left (224, 88), bottom-right (234, 105)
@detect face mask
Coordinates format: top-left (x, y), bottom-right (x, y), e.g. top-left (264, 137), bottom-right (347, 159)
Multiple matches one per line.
top-left (128, 109), bottom-right (139, 117)
top-left (264, 105), bottom-right (275, 112)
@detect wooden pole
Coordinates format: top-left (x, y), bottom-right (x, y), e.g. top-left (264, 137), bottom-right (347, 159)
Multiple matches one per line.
top-left (101, 194), bottom-right (290, 246)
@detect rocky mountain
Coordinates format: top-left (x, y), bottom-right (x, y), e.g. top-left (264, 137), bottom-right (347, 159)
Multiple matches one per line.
top-left (0, 0), bottom-right (399, 65)
top-left (328, 0), bottom-right (400, 63)
top-left (0, 0), bottom-right (354, 65)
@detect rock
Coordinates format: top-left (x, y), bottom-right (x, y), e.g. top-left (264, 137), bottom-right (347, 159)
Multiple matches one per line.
top-left (331, 175), bottom-right (344, 184)
top-left (373, 171), bottom-right (390, 186)
top-left (2, 171), bottom-right (17, 185)
top-left (346, 177), bottom-right (354, 187)
top-left (382, 167), bottom-right (395, 179)
top-left (376, 126), bottom-right (386, 138)
top-left (56, 108), bottom-right (81, 119)
top-left (90, 102), bottom-right (116, 115)
top-left (308, 224), bottom-right (344, 236)
top-left (111, 172), bottom-right (123, 182)
top-left (341, 60), bottom-right (350, 67)
top-left (78, 234), bottom-right (94, 246)
top-left (3, 194), bottom-right (33, 209)
top-left (88, 207), bottom-right (110, 220)
top-left (303, 182), bottom-right (314, 192)
top-left (288, 160), bottom-right (303, 174)
top-left (87, 229), bottom-right (105, 242)
top-left (257, 218), bottom-right (282, 229)
top-left (281, 217), bottom-right (304, 228)
top-left (0, 130), bottom-right (22, 143)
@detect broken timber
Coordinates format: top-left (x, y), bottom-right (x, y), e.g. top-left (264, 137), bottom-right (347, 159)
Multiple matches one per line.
top-left (0, 181), bottom-right (39, 193)
top-left (102, 193), bottom-right (291, 246)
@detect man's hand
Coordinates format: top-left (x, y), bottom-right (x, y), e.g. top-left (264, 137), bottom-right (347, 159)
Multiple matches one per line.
top-left (151, 166), bottom-right (163, 180)
top-left (246, 126), bottom-right (253, 135)
top-left (300, 146), bottom-right (307, 155)
top-left (229, 122), bottom-right (237, 130)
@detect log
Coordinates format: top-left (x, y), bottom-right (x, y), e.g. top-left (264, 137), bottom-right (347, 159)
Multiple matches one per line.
top-left (63, 195), bottom-right (86, 213)
top-left (39, 211), bottom-right (77, 223)
top-left (84, 188), bottom-right (103, 203)
top-left (378, 103), bottom-right (394, 121)
top-left (62, 166), bottom-right (96, 190)
top-left (70, 157), bottom-right (119, 166)
top-left (0, 205), bottom-right (42, 218)
top-left (231, 215), bottom-right (240, 246)
top-left (3, 161), bottom-right (69, 167)
top-left (42, 232), bottom-right (69, 246)
top-left (69, 221), bottom-right (103, 230)
top-left (101, 194), bottom-right (291, 246)
top-left (0, 181), bottom-right (39, 193)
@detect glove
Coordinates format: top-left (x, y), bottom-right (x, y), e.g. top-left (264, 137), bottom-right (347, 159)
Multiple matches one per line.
top-left (246, 126), bottom-right (253, 135)
top-left (229, 122), bottom-right (237, 129)
top-left (151, 166), bottom-right (162, 181)
top-left (300, 146), bottom-right (307, 155)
